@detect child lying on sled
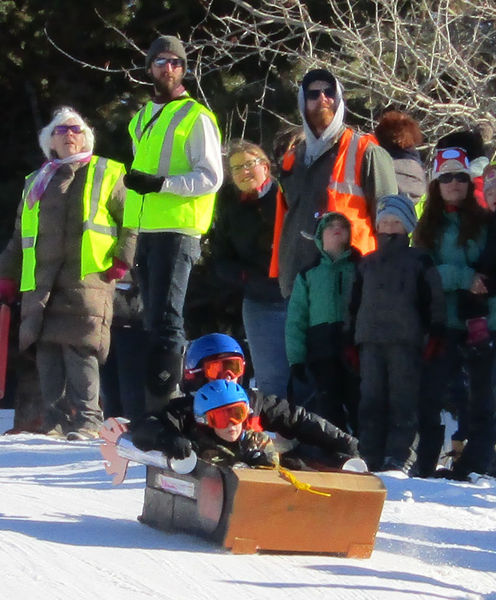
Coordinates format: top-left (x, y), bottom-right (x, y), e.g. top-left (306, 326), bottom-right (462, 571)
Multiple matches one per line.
top-left (162, 378), bottom-right (279, 469)
top-left (133, 333), bottom-right (360, 471)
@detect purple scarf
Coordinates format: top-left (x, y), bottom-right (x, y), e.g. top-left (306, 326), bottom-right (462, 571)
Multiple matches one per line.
top-left (27, 151), bottom-right (93, 208)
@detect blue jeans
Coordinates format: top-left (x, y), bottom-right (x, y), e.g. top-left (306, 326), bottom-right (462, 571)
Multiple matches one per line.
top-left (242, 297), bottom-right (289, 398)
top-left (137, 232), bottom-right (201, 353)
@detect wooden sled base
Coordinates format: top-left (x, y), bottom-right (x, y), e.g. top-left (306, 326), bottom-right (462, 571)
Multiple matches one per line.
top-left (139, 459), bottom-right (387, 557)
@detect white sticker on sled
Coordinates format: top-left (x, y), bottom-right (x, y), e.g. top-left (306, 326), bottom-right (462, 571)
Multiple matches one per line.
top-left (156, 473), bottom-right (196, 498)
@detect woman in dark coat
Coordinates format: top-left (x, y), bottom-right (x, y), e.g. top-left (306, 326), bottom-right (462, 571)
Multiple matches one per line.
top-left (211, 140), bottom-right (289, 398)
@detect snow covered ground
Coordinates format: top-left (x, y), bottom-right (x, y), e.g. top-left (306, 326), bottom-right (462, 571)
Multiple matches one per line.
top-left (1, 408), bottom-right (495, 600)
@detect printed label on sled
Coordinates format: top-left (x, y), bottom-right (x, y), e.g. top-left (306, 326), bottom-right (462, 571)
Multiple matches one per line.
top-left (156, 473), bottom-right (196, 498)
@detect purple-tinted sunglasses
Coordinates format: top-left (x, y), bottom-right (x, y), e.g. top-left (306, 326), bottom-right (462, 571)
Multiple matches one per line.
top-left (52, 124), bottom-right (84, 136)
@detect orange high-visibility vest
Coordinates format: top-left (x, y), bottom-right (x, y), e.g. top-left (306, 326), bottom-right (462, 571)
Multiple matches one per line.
top-left (269, 128), bottom-right (377, 277)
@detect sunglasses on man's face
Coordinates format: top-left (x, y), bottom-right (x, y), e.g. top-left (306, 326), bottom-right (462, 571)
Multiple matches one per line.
top-left (152, 57), bottom-right (184, 69)
top-left (51, 124), bottom-right (84, 136)
top-left (438, 172), bottom-right (471, 184)
top-left (306, 87), bottom-right (334, 101)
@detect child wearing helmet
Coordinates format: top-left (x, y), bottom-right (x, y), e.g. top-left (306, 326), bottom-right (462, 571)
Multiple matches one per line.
top-left (132, 332), bottom-right (360, 470)
top-left (183, 333), bottom-right (246, 391)
top-left (168, 379), bottom-right (278, 468)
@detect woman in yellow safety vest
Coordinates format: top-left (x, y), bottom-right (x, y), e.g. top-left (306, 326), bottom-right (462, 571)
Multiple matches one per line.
top-left (0, 107), bottom-right (136, 440)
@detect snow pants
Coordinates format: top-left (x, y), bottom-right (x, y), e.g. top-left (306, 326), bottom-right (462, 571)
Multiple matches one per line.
top-left (36, 341), bottom-right (102, 432)
top-left (358, 342), bottom-right (420, 471)
top-left (308, 357), bottom-right (359, 436)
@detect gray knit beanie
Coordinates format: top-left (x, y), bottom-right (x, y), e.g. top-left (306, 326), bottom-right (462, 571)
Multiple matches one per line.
top-left (146, 36), bottom-right (187, 71)
top-left (376, 194), bottom-right (417, 234)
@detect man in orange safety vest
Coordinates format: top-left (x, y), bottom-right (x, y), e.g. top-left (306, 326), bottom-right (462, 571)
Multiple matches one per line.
top-left (270, 69), bottom-right (398, 298)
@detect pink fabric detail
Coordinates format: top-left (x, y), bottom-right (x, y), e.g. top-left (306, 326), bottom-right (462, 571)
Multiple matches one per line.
top-left (104, 258), bottom-right (129, 282)
top-left (0, 278), bottom-right (18, 304)
top-left (27, 152), bottom-right (92, 208)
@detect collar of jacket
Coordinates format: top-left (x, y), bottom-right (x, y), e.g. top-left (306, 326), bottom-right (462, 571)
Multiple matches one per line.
top-left (376, 232), bottom-right (410, 253)
top-left (240, 177), bottom-right (274, 202)
top-left (151, 85), bottom-right (187, 104)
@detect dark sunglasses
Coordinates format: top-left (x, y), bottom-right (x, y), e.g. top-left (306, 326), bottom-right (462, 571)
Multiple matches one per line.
top-left (152, 57), bottom-right (184, 69)
top-left (306, 87), bottom-right (334, 101)
top-left (52, 124), bottom-right (84, 136)
top-left (438, 172), bottom-right (471, 184)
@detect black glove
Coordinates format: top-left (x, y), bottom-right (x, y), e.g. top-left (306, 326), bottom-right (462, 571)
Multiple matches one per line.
top-left (158, 433), bottom-right (193, 459)
top-left (290, 363), bottom-right (308, 383)
top-left (240, 431), bottom-right (279, 467)
top-left (132, 416), bottom-right (166, 452)
top-left (332, 432), bottom-right (360, 457)
top-left (124, 169), bottom-right (164, 194)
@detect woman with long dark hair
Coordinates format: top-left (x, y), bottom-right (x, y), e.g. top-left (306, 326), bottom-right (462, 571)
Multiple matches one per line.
top-left (413, 147), bottom-right (496, 480)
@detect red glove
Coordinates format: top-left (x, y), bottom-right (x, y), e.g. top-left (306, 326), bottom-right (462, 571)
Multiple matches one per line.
top-left (104, 258), bottom-right (128, 282)
top-left (0, 278), bottom-right (18, 304)
top-left (423, 335), bottom-right (445, 360)
top-left (344, 345), bottom-right (360, 372)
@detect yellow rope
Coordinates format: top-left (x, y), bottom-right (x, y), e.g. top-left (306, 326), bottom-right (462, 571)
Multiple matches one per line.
top-left (277, 466), bottom-right (331, 497)
top-left (258, 464), bottom-right (331, 497)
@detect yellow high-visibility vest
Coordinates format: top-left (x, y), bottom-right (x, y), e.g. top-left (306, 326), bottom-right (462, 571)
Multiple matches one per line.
top-left (20, 156), bottom-right (124, 291)
top-left (124, 97), bottom-right (220, 233)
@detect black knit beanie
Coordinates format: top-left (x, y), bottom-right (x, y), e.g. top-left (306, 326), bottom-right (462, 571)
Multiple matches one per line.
top-left (146, 36), bottom-right (187, 71)
top-left (301, 69), bottom-right (337, 99)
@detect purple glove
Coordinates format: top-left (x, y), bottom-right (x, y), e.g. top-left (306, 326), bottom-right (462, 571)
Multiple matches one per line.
top-left (0, 278), bottom-right (18, 304)
top-left (104, 258), bottom-right (128, 283)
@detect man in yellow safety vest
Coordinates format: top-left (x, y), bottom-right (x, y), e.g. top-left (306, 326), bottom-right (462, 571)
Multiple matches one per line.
top-left (123, 36), bottom-right (223, 408)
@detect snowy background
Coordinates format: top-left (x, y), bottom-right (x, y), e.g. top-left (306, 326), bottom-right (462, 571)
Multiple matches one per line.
top-left (1, 409), bottom-right (495, 600)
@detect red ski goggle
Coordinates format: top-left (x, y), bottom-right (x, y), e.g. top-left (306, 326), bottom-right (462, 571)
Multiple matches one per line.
top-left (185, 356), bottom-right (245, 381)
top-left (205, 402), bottom-right (249, 429)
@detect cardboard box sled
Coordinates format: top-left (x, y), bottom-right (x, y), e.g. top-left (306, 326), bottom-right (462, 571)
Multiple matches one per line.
top-left (139, 459), bottom-right (386, 556)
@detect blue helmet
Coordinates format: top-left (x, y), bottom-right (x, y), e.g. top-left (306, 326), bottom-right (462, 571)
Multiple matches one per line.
top-left (185, 333), bottom-right (244, 371)
top-left (193, 379), bottom-right (249, 422)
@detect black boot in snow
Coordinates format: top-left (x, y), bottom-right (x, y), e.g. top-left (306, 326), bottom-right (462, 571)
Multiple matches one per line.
top-left (432, 467), bottom-right (470, 482)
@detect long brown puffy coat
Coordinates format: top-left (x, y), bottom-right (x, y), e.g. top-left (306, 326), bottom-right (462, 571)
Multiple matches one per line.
top-left (0, 160), bottom-right (137, 362)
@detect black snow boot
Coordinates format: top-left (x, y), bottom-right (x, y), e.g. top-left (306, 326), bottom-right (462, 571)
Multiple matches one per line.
top-left (412, 424), bottom-right (445, 478)
top-left (146, 346), bottom-right (183, 409)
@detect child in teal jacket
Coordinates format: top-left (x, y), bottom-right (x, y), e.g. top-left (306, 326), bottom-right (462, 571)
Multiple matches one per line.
top-left (285, 212), bottom-right (360, 434)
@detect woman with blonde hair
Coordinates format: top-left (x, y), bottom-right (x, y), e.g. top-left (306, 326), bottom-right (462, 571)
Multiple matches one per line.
top-left (211, 139), bottom-right (289, 398)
